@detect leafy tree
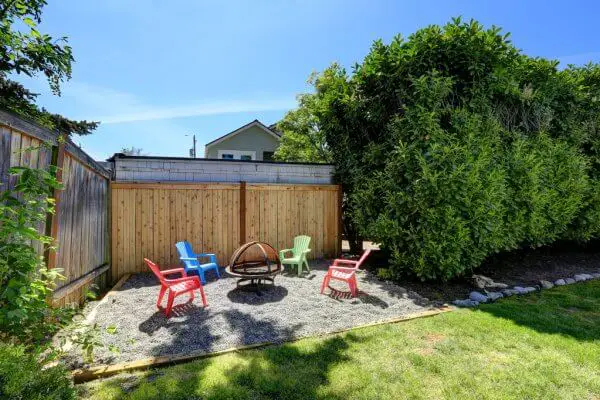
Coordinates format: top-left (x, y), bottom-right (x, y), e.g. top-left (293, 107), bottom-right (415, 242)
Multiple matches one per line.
top-left (0, 0), bottom-right (97, 135)
top-left (274, 92), bottom-right (331, 163)
top-left (285, 18), bottom-right (600, 279)
top-left (120, 146), bottom-right (147, 156)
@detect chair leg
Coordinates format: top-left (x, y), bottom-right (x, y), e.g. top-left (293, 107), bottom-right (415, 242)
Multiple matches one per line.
top-left (198, 270), bottom-right (206, 285)
top-left (189, 290), bottom-right (195, 301)
top-left (350, 276), bottom-right (358, 297)
top-left (303, 258), bottom-right (310, 273)
top-left (165, 292), bottom-right (175, 318)
top-left (214, 265), bottom-right (221, 279)
top-left (199, 286), bottom-right (208, 307)
top-left (321, 275), bottom-right (330, 294)
top-left (297, 263), bottom-right (302, 276)
top-left (157, 285), bottom-right (167, 308)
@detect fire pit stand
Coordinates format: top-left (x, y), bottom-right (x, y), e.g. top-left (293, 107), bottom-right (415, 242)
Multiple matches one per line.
top-left (226, 241), bottom-right (283, 290)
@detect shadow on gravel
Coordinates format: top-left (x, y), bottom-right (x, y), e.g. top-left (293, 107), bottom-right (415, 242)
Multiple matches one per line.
top-left (139, 307), bottom-right (305, 359)
top-left (226, 285), bottom-right (288, 304)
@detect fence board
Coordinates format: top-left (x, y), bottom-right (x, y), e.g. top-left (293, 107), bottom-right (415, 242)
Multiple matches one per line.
top-left (111, 182), bottom-right (340, 277)
top-left (1, 116), bottom-right (110, 305)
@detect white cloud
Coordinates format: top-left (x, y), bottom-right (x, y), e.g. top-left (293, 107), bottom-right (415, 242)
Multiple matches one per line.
top-left (62, 82), bottom-right (296, 124)
top-left (97, 98), bottom-right (296, 124)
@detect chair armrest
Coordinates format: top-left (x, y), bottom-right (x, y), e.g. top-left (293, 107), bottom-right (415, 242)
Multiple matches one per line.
top-left (180, 257), bottom-right (198, 261)
top-left (196, 253), bottom-right (217, 263)
top-left (332, 258), bottom-right (358, 266)
top-left (279, 249), bottom-right (293, 258)
top-left (165, 276), bottom-right (201, 285)
top-left (160, 268), bottom-right (186, 277)
top-left (328, 265), bottom-right (358, 272)
top-left (302, 248), bottom-right (311, 254)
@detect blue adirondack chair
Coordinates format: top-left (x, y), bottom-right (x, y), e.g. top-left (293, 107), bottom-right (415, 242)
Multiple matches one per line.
top-left (175, 241), bottom-right (220, 284)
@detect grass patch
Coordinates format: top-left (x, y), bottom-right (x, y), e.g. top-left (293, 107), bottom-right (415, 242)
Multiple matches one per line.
top-left (79, 280), bottom-right (600, 400)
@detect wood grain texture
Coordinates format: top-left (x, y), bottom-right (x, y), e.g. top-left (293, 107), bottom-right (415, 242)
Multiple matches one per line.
top-left (111, 182), bottom-right (340, 278)
top-left (1, 119), bottom-right (111, 305)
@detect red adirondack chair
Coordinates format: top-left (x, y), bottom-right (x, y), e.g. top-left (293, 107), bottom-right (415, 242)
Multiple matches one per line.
top-left (144, 258), bottom-right (207, 317)
top-left (320, 249), bottom-right (372, 297)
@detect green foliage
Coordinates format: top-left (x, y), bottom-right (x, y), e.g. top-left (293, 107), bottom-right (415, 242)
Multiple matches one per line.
top-left (0, 342), bottom-right (76, 400)
top-left (0, 0), bottom-right (98, 135)
top-left (57, 321), bottom-right (105, 364)
top-left (274, 92), bottom-right (331, 163)
top-left (0, 166), bottom-right (67, 342)
top-left (285, 18), bottom-right (600, 279)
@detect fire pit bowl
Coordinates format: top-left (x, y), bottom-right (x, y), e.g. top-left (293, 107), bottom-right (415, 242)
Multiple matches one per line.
top-left (226, 241), bottom-right (283, 288)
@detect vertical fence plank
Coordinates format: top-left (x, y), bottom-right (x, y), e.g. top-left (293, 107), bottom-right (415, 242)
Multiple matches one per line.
top-left (109, 183), bottom-right (340, 278)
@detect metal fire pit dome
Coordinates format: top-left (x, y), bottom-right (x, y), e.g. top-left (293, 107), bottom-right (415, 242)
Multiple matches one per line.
top-left (226, 241), bottom-right (283, 286)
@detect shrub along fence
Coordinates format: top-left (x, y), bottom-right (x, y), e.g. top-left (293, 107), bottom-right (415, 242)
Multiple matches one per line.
top-left (0, 110), bottom-right (111, 306)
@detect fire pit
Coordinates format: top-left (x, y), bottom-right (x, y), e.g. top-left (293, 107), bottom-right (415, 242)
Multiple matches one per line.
top-left (226, 241), bottom-right (283, 288)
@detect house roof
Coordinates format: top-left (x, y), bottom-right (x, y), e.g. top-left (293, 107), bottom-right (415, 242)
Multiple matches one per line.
top-left (204, 119), bottom-right (281, 148)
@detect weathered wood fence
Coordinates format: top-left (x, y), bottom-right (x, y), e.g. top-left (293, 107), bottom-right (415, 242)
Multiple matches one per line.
top-left (110, 182), bottom-right (341, 277)
top-left (0, 111), bottom-right (111, 306)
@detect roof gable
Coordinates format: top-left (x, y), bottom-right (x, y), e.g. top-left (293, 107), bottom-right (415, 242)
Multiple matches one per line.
top-left (205, 120), bottom-right (280, 148)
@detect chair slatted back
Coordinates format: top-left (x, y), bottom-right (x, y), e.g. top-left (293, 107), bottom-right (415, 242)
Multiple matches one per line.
top-left (176, 241), bottom-right (199, 268)
top-left (355, 249), bottom-right (372, 269)
top-left (144, 258), bottom-right (167, 285)
top-left (293, 235), bottom-right (311, 256)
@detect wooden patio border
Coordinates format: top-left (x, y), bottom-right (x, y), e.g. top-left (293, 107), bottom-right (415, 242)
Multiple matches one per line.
top-left (72, 305), bottom-right (453, 383)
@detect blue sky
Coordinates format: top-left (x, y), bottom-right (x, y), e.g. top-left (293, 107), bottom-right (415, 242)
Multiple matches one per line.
top-left (16, 0), bottom-right (600, 160)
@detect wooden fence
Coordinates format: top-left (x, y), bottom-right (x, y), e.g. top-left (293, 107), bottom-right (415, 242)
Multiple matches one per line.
top-left (0, 111), bottom-right (111, 306)
top-left (111, 182), bottom-right (341, 277)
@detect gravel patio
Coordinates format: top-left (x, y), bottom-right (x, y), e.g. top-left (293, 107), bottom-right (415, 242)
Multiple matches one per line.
top-left (66, 259), bottom-right (432, 367)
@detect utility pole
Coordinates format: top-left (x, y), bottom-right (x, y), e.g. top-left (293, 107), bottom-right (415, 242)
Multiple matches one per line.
top-left (187, 134), bottom-right (197, 158)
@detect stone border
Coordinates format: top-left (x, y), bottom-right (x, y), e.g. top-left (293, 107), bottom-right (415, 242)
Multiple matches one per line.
top-left (453, 271), bottom-right (600, 307)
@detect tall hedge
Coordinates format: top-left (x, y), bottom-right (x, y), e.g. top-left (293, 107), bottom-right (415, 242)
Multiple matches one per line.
top-left (301, 18), bottom-right (600, 280)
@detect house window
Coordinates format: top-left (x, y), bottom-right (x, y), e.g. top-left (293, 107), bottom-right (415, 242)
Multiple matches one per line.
top-left (263, 151), bottom-right (274, 161)
top-left (217, 150), bottom-right (256, 160)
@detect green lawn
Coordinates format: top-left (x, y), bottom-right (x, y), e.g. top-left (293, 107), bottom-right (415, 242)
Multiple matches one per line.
top-left (79, 280), bottom-right (600, 400)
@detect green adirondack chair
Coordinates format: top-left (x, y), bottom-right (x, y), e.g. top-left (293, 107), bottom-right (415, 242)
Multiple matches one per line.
top-left (279, 235), bottom-right (311, 276)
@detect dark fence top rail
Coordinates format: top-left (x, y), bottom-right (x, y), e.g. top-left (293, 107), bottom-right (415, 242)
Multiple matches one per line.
top-left (0, 109), bottom-right (111, 179)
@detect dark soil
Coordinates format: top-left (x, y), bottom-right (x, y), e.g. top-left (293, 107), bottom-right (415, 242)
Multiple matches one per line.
top-left (361, 241), bottom-right (600, 303)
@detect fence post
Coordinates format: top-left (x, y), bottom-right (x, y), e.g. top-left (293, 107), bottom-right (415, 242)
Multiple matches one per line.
top-left (44, 134), bottom-right (66, 270)
top-left (337, 184), bottom-right (343, 256)
top-left (239, 181), bottom-right (246, 245)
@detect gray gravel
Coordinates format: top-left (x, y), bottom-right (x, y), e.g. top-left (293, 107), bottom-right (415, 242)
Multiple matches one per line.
top-left (65, 260), bottom-right (431, 367)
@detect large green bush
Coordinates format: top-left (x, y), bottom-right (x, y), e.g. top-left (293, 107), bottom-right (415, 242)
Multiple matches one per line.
top-left (0, 343), bottom-right (76, 400)
top-left (280, 18), bottom-right (600, 280)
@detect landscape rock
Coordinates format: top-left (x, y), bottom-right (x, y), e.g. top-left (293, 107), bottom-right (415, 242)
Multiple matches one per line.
top-left (469, 291), bottom-right (488, 303)
top-left (540, 280), bottom-right (554, 289)
top-left (592, 273), bottom-right (600, 279)
top-left (565, 278), bottom-right (576, 284)
top-left (472, 274), bottom-right (508, 290)
top-left (513, 286), bottom-right (536, 295)
top-left (453, 299), bottom-right (479, 308)
top-left (502, 289), bottom-right (518, 297)
top-left (574, 274), bottom-right (588, 282)
top-left (554, 279), bottom-right (566, 286)
top-left (487, 292), bottom-right (504, 302)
